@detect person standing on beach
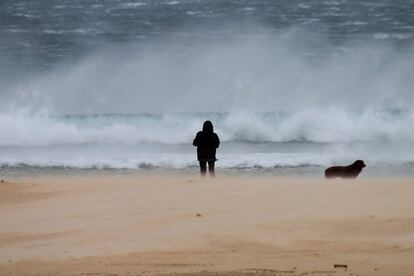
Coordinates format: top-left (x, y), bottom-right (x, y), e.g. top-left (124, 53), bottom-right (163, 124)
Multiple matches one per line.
top-left (193, 120), bottom-right (220, 177)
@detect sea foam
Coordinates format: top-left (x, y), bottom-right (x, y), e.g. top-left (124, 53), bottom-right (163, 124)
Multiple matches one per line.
top-left (0, 110), bottom-right (413, 147)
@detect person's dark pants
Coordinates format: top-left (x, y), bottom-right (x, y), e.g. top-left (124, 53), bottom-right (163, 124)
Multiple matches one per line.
top-left (199, 161), bottom-right (215, 177)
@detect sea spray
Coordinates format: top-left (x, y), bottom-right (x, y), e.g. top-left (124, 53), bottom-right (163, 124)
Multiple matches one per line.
top-left (1, 31), bottom-right (414, 114)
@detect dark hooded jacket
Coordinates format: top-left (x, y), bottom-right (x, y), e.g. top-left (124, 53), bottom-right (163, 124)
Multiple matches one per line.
top-left (193, 121), bottom-right (220, 161)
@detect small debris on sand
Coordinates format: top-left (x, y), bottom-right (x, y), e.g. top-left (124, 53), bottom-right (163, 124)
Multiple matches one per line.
top-left (196, 213), bottom-right (202, 217)
top-left (334, 264), bottom-right (348, 270)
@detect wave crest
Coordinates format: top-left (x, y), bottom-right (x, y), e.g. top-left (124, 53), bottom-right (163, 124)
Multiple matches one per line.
top-left (0, 109), bottom-right (413, 146)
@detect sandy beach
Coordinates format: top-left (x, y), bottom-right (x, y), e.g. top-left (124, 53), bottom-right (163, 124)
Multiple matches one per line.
top-left (0, 174), bottom-right (413, 276)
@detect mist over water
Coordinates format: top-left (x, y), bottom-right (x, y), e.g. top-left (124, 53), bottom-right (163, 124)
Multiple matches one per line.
top-left (2, 31), bottom-right (414, 114)
top-left (1, 0), bottom-right (414, 175)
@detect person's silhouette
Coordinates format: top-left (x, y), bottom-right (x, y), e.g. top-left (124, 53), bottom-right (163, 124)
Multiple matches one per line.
top-left (193, 120), bottom-right (220, 177)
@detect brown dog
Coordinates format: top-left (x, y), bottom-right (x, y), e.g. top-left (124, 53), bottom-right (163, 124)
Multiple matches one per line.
top-left (325, 160), bottom-right (366, 179)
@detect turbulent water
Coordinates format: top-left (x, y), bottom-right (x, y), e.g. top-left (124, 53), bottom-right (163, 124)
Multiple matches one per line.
top-left (1, 0), bottom-right (414, 175)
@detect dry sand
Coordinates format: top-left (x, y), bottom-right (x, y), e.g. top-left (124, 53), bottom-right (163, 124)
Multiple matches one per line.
top-left (0, 174), bottom-right (414, 275)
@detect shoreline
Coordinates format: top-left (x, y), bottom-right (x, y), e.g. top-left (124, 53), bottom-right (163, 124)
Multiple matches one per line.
top-left (2, 165), bottom-right (414, 179)
top-left (1, 174), bottom-right (414, 275)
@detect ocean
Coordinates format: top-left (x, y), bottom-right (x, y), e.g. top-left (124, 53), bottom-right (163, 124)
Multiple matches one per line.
top-left (1, 0), bottom-right (414, 176)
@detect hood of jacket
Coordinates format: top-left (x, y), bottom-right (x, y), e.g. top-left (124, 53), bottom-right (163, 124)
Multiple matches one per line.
top-left (202, 120), bottom-right (213, 133)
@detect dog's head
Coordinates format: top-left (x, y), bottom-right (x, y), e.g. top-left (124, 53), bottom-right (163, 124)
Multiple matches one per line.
top-left (353, 160), bottom-right (366, 169)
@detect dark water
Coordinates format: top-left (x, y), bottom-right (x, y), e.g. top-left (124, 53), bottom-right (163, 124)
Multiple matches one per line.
top-left (1, 0), bottom-right (414, 73)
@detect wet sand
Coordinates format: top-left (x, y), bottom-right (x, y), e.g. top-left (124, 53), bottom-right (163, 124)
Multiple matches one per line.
top-left (0, 174), bottom-right (414, 275)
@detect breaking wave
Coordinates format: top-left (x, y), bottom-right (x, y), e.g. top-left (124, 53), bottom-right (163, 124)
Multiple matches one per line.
top-left (0, 110), bottom-right (413, 147)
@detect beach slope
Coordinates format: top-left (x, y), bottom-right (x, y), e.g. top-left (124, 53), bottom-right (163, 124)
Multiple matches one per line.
top-left (0, 175), bottom-right (413, 275)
